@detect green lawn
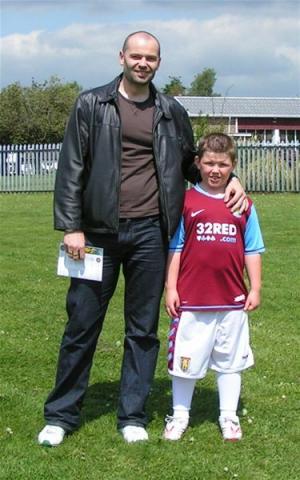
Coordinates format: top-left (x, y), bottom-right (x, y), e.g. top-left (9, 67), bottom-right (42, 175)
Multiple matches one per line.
top-left (0, 193), bottom-right (299, 480)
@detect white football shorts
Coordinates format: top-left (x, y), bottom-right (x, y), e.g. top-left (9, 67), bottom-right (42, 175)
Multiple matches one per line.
top-left (168, 310), bottom-right (254, 379)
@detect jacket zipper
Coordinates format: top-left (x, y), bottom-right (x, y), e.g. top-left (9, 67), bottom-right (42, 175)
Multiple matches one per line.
top-left (153, 110), bottom-right (171, 240)
top-left (113, 98), bottom-right (122, 230)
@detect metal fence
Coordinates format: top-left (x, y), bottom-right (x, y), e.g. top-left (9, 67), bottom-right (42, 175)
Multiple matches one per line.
top-left (0, 144), bottom-right (60, 192)
top-left (235, 141), bottom-right (300, 192)
top-left (0, 142), bottom-right (299, 193)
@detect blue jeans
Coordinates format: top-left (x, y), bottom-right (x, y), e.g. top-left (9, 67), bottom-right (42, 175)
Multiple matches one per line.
top-left (44, 216), bottom-right (167, 431)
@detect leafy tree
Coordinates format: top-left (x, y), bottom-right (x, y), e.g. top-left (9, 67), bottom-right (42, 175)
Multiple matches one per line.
top-left (0, 83), bottom-right (27, 144)
top-left (162, 76), bottom-right (186, 96)
top-left (188, 68), bottom-right (220, 97)
top-left (0, 76), bottom-right (82, 144)
top-left (191, 117), bottom-right (227, 143)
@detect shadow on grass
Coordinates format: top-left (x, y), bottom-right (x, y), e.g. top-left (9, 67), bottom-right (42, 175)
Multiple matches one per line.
top-left (81, 379), bottom-right (239, 428)
top-left (81, 380), bottom-right (119, 426)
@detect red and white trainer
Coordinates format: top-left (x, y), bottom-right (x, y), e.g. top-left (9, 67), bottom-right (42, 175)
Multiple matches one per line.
top-left (163, 415), bottom-right (189, 441)
top-left (219, 416), bottom-right (242, 441)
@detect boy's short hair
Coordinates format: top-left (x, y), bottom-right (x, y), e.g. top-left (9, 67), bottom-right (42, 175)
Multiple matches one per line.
top-left (197, 133), bottom-right (236, 163)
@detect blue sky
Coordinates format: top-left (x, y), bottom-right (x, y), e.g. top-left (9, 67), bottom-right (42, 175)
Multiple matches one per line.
top-left (1, 0), bottom-right (300, 96)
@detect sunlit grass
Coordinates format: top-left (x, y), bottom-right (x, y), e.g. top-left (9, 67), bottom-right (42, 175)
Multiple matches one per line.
top-left (0, 193), bottom-right (299, 480)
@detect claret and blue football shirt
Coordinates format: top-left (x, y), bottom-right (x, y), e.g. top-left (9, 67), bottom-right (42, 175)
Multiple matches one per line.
top-left (169, 184), bottom-right (265, 311)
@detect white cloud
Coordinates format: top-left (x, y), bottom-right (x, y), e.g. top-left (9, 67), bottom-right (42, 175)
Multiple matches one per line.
top-left (1, 13), bottom-right (299, 96)
top-left (276, 46), bottom-right (300, 69)
top-left (2, 31), bottom-right (44, 57)
top-left (154, 15), bottom-right (300, 95)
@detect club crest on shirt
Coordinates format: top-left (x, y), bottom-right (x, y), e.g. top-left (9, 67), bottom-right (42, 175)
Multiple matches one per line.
top-left (180, 356), bottom-right (191, 372)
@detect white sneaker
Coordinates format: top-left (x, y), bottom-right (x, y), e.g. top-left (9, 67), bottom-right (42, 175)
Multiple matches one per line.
top-left (219, 416), bottom-right (242, 441)
top-left (120, 425), bottom-right (149, 443)
top-left (38, 425), bottom-right (66, 447)
top-left (163, 415), bottom-right (189, 441)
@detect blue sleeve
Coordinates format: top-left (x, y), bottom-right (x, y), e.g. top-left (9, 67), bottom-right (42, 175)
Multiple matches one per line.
top-left (245, 204), bottom-right (265, 255)
top-left (169, 217), bottom-right (185, 251)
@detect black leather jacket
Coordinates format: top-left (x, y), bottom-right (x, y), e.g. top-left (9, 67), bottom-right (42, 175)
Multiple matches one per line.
top-left (54, 75), bottom-right (196, 239)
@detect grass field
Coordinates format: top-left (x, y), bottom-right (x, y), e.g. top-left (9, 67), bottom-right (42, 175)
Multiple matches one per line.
top-left (0, 193), bottom-right (299, 480)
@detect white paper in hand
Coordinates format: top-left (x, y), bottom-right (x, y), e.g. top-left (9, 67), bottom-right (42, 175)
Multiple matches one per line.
top-left (57, 243), bottom-right (103, 281)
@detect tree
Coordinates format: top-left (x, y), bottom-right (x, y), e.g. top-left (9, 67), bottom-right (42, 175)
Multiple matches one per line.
top-left (0, 76), bottom-right (82, 144)
top-left (162, 76), bottom-right (186, 96)
top-left (0, 83), bottom-right (27, 144)
top-left (191, 117), bottom-right (227, 143)
top-left (188, 68), bottom-right (220, 96)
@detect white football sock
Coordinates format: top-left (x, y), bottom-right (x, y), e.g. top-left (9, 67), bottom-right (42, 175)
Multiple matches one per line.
top-left (217, 372), bottom-right (241, 419)
top-left (172, 376), bottom-right (196, 419)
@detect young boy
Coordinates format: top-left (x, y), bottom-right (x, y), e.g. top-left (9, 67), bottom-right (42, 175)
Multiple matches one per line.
top-left (163, 133), bottom-right (265, 441)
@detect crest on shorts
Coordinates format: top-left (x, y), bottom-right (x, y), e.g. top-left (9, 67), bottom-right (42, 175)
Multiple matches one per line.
top-left (180, 356), bottom-right (191, 372)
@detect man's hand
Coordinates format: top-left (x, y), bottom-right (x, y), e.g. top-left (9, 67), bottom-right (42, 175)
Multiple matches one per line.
top-left (64, 231), bottom-right (86, 260)
top-left (224, 177), bottom-right (248, 213)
